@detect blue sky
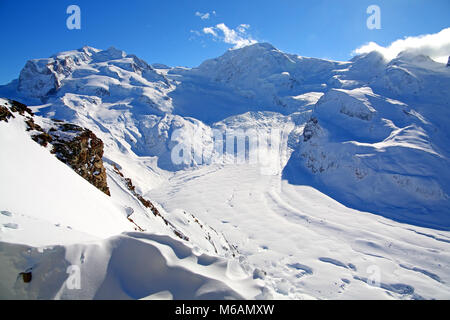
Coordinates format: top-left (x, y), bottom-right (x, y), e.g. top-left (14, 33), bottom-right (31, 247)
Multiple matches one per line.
top-left (0, 0), bottom-right (449, 84)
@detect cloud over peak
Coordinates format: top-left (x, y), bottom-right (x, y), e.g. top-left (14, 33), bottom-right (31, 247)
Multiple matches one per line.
top-left (202, 23), bottom-right (257, 49)
top-left (353, 28), bottom-right (450, 63)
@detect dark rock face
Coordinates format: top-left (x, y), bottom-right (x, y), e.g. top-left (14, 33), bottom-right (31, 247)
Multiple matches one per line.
top-left (20, 271), bottom-right (32, 283)
top-left (447, 56), bottom-right (450, 67)
top-left (49, 122), bottom-right (111, 196)
top-left (303, 117), bottom-right (319, 142)
top-left (18, 60), bottom-right (60, 98)
top-left (0, 105), bottom-right (13, 122)
top-left (0, 99), bottom-right (110, 196)
top-left (0, 99), bottom-right (33, 122)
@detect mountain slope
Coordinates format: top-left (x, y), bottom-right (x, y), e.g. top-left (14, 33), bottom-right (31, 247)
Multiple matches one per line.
top-left (0, 98), bottom-right (261, 299)
top-left (284, 86), bottom-right (450, 229)
top-left (0, 43), bottom-right (449, 299)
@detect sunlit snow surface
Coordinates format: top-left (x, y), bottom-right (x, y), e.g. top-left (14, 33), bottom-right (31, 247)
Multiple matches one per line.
top-left (0, 43), bottom-right (449, 299)
top-left (149, 164), bottom-right (450, 299)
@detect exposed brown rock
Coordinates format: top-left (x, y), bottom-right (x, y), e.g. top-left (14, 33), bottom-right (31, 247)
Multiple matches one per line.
top-left (127, 217), bottom-right (145, 232)
top-left (20, 272), bottom-right (32, 283)
top-left (1, 98), bottom-right (111, 196)
top-left (0, 105), bottom-right (14, 122)
top-left (112, 165), bottom-right (189, 241)
top-left (32, 132), bottom-right (53, 147)
top-left (9, 99), bottom-right (33, 116)
top-left (50, 124), bottom-right (111, 196)
top-left (25, 118), bottom-right (42, 131)
top-left (113, 164), bottom-right (124, 177)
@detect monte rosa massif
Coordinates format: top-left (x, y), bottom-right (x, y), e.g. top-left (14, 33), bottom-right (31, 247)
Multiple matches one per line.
top-left (0, 43), bottom-right (449, 299)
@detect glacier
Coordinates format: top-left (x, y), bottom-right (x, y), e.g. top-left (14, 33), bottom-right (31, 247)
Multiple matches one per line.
top-left (0, 43), bottom-right (449, 299)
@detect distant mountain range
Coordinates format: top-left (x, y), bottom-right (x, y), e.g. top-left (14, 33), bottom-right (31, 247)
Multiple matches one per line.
top-left (1, 44), bottom-right (449, 299)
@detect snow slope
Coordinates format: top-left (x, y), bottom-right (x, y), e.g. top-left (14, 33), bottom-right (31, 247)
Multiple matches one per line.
top-left (0, 99), bottom-right (263, 299)
top-left (0, 43), bottom-right (449, 299)
top-left (0, 233), bottom-right (262, 300)
top-left (285, 86), bottom-right (450, 228)
top-left (0, 102), bottom-right (130, 242)
top-left (149, 164), bottom-right (450, 300)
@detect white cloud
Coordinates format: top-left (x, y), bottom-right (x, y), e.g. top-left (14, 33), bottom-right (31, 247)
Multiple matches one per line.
top-left (353, 28), bottom-right (450, 63)
top-left (202, 23), bottom-right (257, 49)
top-left (195, 11), bottom-right (216, 20)
top-left (202, 27), bottom-right (217, 37)
top-left (237, 24), bottom-right (250, 33)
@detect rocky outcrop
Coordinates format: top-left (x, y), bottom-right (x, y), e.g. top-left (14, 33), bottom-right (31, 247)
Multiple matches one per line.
top-left (0, 105), bottom-right (13, 122)
top-left (48, 122), bottom-right (110, 196)
top-left (0, 99), bottom-right (33, 121)
top-left (0, 98), bottom-right (110, 196)
top-left (112, 164), bottom-right (189, 241)
top-left (447, 56), bottom-right (450, 67)
top-left (302, 117), bottom-right (320, 142)
top-left (18, 60), bottom-right (61, 98)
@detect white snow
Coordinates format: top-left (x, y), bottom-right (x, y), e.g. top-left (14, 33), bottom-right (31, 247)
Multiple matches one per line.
top-left (0, 112), bottom-right (131, 243)
top-left (0, 42), bottom-right (449, 300)
top-left (149, 164), bottom-right (450, 299)
top-left (0, 232), bottom-right (262, 299)
top-left (0, 100), bottom-right (262, 299)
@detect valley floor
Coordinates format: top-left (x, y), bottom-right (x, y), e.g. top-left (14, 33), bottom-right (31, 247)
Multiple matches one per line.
top-left (148, 164), bottom-right (450, 299)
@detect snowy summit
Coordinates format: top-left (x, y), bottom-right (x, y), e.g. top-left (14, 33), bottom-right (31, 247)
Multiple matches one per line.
top-left (0, 42), bottom-right (450, 300)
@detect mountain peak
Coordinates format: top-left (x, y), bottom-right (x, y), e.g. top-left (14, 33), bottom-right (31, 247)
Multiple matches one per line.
top-left (351, 50), bottom-right (385, 63)
top-left (80, 45), bottom-right (100, 55)
top-left (394, 50), bottom-right (434, 63)
top-left (230, 42), bottom-right (278, 54)
top-left (247, 42), bottom-right (277, 50)
top-left (92, 46), bottom-right (127, 62)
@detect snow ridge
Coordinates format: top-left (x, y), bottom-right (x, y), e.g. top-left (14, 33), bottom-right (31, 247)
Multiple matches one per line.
top-left (1, 43), bottom-right (450, 299)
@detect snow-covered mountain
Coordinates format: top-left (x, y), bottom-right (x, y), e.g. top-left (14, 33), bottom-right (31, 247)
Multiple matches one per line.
top-left (1, 43), bottom-right (449, 299)
top-left (0, 98), bottom-right (260, 299)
